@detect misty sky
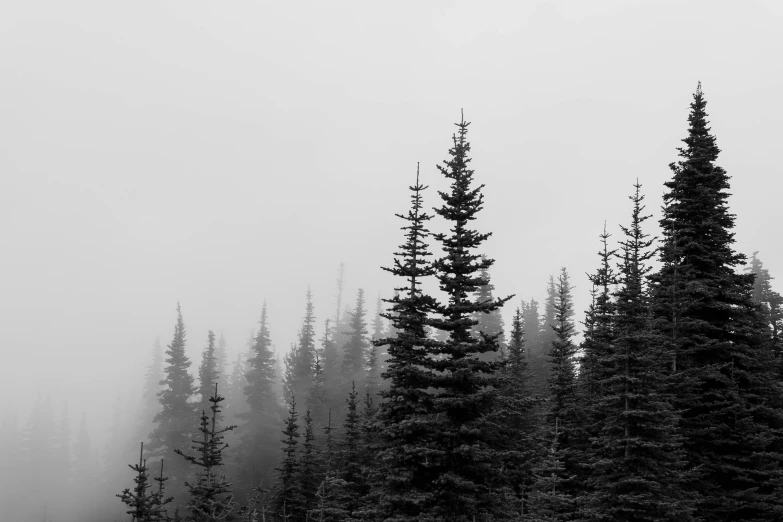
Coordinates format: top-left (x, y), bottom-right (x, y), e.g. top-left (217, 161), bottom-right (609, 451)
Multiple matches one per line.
top-left (2, 0), bottom-right (782, 439)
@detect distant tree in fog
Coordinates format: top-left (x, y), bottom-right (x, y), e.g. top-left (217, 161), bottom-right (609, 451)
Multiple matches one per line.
top-left (340, 289), bottom-right (369, 384)
top-left (197, 330), bottom-right (219, 417)
top-left (235, 302), bottom-right (280, 501)
top-left (148, 303), bottom-right (196, 502)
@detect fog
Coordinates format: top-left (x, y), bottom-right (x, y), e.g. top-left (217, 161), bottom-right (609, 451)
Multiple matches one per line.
top-left (2, 1), bottom-right (783, 520)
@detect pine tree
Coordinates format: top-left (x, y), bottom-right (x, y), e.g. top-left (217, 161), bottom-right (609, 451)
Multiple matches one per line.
top-left (585, 183), bottom-right (695, 521)
top-left (175, 383), bottom-right (240, 521)
top-left (236, 303), bottom-right (280, 500)
top-left (649, 84), bottom-right (783, 520)
top-left (197, 331), bottom-right (219, 416)
top-left (427, 112), bottom-right (512, 520)
top-left (148, 303), bottom-right (197, 503)
top-left (340, 289), bottom-right (369, 384)
top-left (274, 396), bottom-right (303, 520)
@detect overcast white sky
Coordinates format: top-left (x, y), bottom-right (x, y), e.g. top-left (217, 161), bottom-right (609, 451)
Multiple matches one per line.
top-left (2, 0), bottom-right (782, 438)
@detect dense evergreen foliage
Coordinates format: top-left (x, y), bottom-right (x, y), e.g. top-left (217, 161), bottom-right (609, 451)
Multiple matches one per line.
top-left (90, 90), bottom-right (783, 522)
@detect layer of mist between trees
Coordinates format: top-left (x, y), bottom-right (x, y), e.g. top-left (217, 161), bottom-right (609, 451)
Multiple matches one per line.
top-left (3, 85), bottom-right (783, 522)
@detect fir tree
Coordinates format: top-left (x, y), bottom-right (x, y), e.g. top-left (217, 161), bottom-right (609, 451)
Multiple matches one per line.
top-left (371, 163), bottom-right (440, 521)
top-left (580, 224), bottom-right (616, 403)
top-left (427, 112), bottom-right (512, 520)
top-left (307, 355), bottom-right (328, 430)
top-left (197, 331), bottom-right (219, 416)
top-left (175, 383), bottom-right (239, 522)
top-left (649, 84), bottom-right (783, 520)
top-left (340, 289), bottom-right (369, 383)
top-left (293, 288), bottom-right (318, 400)
top-left (338, 383), bottom-right (363, 517)
top-left (585, 183), bottom-right (695, 521)
top-left (148, 303), bottom-right (197, 502)
top-left (530, 268), bottom-right (580, 520)
top-left (117, 442), bottom-right (173, 522)
top-left (236, 303), bottom-right (280, 500)
top-left (298, 408), bottom-right (322, 518)
top-left (522, 297), bottom-right (547, 397)
top-left (138, 338), bottom-right (165, 440)
top-left (215, 333), bottom-right (229, 382)
top-left (274, 396), bottom-right (303, 520)
top-left (471, 259), bottom-right (506, 359)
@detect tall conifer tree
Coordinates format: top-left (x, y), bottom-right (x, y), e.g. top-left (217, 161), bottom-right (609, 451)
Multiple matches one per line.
top-left (427, 112), bottom-right (512, 520)
top-left (586, 183), bottom-right (694, 521)
top-left (236, 303), bottom-right (279, 499)
top-left (649, 84), bottom-right (783, 520)
top-left (148, 303), bottom-right (196, 503)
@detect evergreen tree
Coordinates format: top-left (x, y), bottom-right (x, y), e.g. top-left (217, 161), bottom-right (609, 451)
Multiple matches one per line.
top-left (117, 442), bottom-right (173, 522)
top-left (175, 383), bottom-right (240, 522)
top-left (148, 303), bottom-right (197, 503)
top-left (224, 353), bottom-right (249, 430)
top-left (139, 338), bottom-right (165, 439)
top-left (307, 355), bottom-right (328, 430)
top-left (522, 297), bottom-right (547, 397)
top-left (340, 289), bottom-right (369, 384)
top-left (274, 396), bottom-right (303, 520)
top-left (471, 259), bottom-right (506, 359)
top-left (427, 112), bottom-right (512, 520)
top-left (215, 333), bottom-right (229, 382)
top-left (298, 408), bottom-right (322, 518)
top-left (338, 383), bottom-right (363, 517)
top-left (747, 252), bottom-right (783, 363)
top-left (649, 84), bottom-right (783, 520)
top-left (236, 303), bottom-right (280, 500)
top-left (585, 183), bottom-right (695, 521)
top-left (530, 268), bottom-right (580, 520)
top-left (371, 163), bottom-right (440, 521)
top-left (293, 289), bottom-right (318, 401)
top-left (580, 224), bottom-right (616, 403)
top-left (197, 331), bottom-right (219, 416)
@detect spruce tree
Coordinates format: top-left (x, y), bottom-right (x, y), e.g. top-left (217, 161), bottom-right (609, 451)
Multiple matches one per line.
top-left (274, 396), bottom-right (303, 520)
top-left (298, 408), bottom-right (322, 518)
top-left (175, 383), bottom-right (240, 521)
top-left (340, 289), bottom-right (369, 384)
top-left (529, 268), bottom-right (580, 520)
top-left (117, 442), bottom-right (173, 522)
top-left (293, 289), bottom-right (318, 400)
top-left (427, 112), bottom-right (512, 520)
top-left (585, 183), bottom-right (695, 521)
top-left (471, 259), bottom-right (506, 358)
top-left (338, 383), bottom-right (363, 517)
top-left (197, 331), bottom-right (219, 416)
top-left (649, 84), bottom-right (783, 520)
top-left (215, 333), bottom-right (229, 382)
top-left (522, 297), bottom-right (547, 397)
top-left (138, 338), bottom-right (165, 440)
top-left (236, 303), bottom-right (280, 500)
top-left (580, 225), bottom-right (616, 402)
top-left (148, 303), bottom-right (197, 502)
top-left (371, 163), bottom-right (440, 521)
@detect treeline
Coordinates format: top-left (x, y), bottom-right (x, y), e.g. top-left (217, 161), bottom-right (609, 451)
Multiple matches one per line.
top-left (5, 85), bottom-right (783, 521)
